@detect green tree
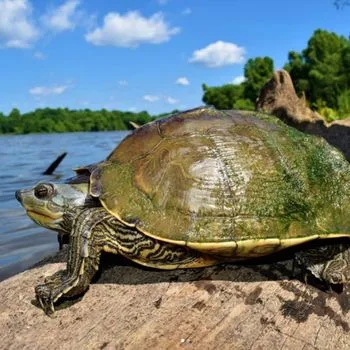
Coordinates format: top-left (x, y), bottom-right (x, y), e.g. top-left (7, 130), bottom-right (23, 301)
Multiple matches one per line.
top-left (337, 90), bottom-right (350, 117)
top-left (304, 29), bottom-right (349, 108)
top-left (341, 45), bottom-right (350, 87)
top-left (232, 98), bottom-right (255, 110)
top-left (8, 108), bottom-right (21, 120)
top-left (8, 108), bottom-right (23, 133)
top-left (201, 29), bottom-right (349, 120)
top-left (202, 83), bottom-right (245, 109)
top-left (201, 56), bottom-right (274, 109)
top-left (243, 56), bottom-right (274, 101)
top-left (285, 29), bottom-right (350, 109)
top-left (284, 51), bottom-right (310, 96)
top-left (0, 112), bottom-right (7, 133)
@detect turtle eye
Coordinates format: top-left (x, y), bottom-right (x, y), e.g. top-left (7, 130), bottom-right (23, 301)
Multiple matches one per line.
top-left (34, 184), bottom-right (54, 199)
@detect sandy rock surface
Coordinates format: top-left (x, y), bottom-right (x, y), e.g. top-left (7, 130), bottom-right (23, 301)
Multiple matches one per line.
top-left (1, 249), bottom-right (350, 350)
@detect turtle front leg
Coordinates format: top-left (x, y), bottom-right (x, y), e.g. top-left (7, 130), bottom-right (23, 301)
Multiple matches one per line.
top-left (35, 208), bottom-right (109, 315)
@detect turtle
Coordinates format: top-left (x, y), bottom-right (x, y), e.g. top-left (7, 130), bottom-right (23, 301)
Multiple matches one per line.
top-left (15, 107), bottom-right (350, 315)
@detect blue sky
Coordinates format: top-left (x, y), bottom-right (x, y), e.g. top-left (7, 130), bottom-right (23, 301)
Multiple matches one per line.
top-left (0, 0), bottom-right (349, 115)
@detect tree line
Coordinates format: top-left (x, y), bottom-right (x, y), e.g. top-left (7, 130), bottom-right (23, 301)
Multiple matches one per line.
top-left (1, 29), bottom-right (349, 134)
top-left (0, 108), bottom-right (175, 134)
top-left (202, 29), bottom-right (350, 122)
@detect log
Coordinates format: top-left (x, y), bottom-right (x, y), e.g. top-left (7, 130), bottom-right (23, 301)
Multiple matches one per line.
top-left (1, 248), bottom-right (350, 349)
top-left (129, 121), bottom-right (141, 129)
top-left (42, 152), bottom-right (67, 176)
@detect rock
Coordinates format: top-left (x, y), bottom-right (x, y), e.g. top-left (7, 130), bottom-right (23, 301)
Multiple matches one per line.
top-left (256, 70), bottom-right (350, 162)
top-left (1, 249), bottom-right (350, 349)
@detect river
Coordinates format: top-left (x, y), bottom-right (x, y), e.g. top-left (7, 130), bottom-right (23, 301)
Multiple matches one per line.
top-left (0, 131), bottom-right (129, 281)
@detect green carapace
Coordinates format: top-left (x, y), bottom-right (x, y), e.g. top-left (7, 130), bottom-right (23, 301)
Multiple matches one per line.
top-left (16, 107), bottom-right (350, 315)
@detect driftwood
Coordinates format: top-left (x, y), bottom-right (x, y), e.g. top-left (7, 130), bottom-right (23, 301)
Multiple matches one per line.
top-left (1, 248), bottom-right (350, 349)
top-left (256, 70), bottom-right (350, 162)
top-left (42, 152), bottom-right (67, 176)
top-left (129, 121), bottom-right (141, 129)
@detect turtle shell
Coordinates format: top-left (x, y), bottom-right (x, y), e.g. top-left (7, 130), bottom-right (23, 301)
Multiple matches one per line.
top-left (87, 108), bottom-right (350, 257)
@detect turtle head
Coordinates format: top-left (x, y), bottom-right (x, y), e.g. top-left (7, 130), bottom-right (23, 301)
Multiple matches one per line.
top-left (15, 183), bottom-right (91, 233)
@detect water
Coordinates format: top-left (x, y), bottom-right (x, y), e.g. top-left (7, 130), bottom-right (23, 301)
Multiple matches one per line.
top-left (0, 131), bottom-right (129, 281)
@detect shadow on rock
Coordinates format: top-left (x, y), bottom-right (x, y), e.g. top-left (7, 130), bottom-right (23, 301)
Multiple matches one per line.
top-left (29, 241), bottom-right (350, 329)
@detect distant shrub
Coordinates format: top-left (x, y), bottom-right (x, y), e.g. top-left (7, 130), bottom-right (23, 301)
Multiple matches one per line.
top-left (233, 99), bottom-right (255, 111)
top-left (337, 90), bottom-right (350, 119)
top-left (316, 99), bottom-right (339, 122)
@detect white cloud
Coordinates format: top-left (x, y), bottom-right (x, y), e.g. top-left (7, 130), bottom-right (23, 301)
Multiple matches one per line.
top-left (85, 11), bottom-right (180, 48)
top-left (232, 75), bottom-right (246, 85)
top-left (189, 41), bottom-right (245, 68)
top-left (33, 51), bottom-right (46, 60)
top-left (176, 77), bottom-right (190, 86)
top-left (42, 0), bottom-right (80, 32)
top-left (29, 85), bottom-right (69, 96)
top-left (166, 96), bottom-right (178, 104)
top-left (182, 8), bottom-right (191, 15)
top-left (0, 0), bottom-right (39, 48)
top-left (118, 80), bottom-right (128, 86)
top-left (143, 95), bottom-right (159, 102)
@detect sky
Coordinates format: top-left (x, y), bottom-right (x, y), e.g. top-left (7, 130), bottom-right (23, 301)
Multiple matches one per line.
top-left (0, 0), bottom-right (349, 115)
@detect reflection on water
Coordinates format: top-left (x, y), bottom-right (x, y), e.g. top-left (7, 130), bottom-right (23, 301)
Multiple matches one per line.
top-left (0, 131), bottom-right (128, 281)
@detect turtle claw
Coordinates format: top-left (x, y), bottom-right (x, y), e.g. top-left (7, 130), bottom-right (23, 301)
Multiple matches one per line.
top-left (35, 283), bottom-right (56, 316)
top-left (35, 270), bottom-right (82, 316)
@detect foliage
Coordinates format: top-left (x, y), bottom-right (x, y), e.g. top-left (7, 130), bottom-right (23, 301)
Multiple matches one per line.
top-left (243, 57), bottom-right (274, 102)
top-left (0, 108), bottom-right (158, 135)
top-left (315, 100), bottom-right (339, 122)
top-left (202, 57), bottom-right (273, 110)
top-left (285, 29), bottom-right (350, 111)
top-left (284, 51), bottom-right (310, 94)
top-left (202, 83), bottom-right (246, 109)
top-left (232, 98), bottom-right (255, 110)
top-left (337, 90), bottom-right (350, 117)
top-left (202, 29), bottom-right (350, 121)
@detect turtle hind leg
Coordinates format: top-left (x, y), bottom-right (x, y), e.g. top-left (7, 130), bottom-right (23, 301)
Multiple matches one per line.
top-left (295, 243), bottom-right (350, 289)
